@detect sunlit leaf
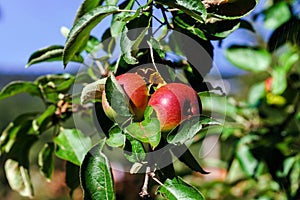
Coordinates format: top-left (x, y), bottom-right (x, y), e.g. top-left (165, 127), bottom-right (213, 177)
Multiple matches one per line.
top-left (26, 45), bottom-right (83, 67)
top-left (156, 176), bottom-right (205, 200)
top-left (0, 81), bottom-right (41, 100)
top-left (80, 140), bottom-right (116, 200)
top-left (263, 2), bottom-right (291, 30)
top-left (38, 142), bottom-right (55, 181)
top-left (106, 125), bottom-right (126, 147)
top-left (63, 6), bottom-right (119, 66)
top-left (73, 0), bottom-right (105, 24)
top-left (226, 46), bottom-right (271, 72)
top-left (157, 0), bottom-right (207, 22)
top-left (123, 135), bottom-right (146, 163)
top-left (81, 78), bottom-right (107, 104)
top-left (54, 128), bottom-right (92, 166)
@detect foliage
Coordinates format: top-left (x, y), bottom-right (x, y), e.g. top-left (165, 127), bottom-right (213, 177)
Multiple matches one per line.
top-left (1, 0), bottom-right (300, 199)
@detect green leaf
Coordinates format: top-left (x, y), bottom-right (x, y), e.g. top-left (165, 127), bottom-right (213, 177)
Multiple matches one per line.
top-left (167, 115), bottom-right (220, 145)
top-left (73, 0), bottom-right (105, 24)
top-left (156, 176), bottom-right (205, 200)
top-left (225, 46), bottom-right (271, 72)
top-left (1, 113), bottom-right (38, 154)
top-left (271, 67), bottom-right (287, 95)
top-left (171, 144), bottom-right (209, 174)
top-left (0, 81), bottom-right (41, 100)
top-left (54, 128), bottom-right (92, 166)
top-left (120, 13), bottom-right (151, 64)
top-left (110, 0), bottom-right (135, 38)
top-left (80, 140), bottom-right (116, 200)
top-left (4, 135), bottom-right (37, 198)
top-left (248, 81), bottom-right (266, 106)
top-left (63, 6), bottom-right (119, 67)
top-left (157, 0), bottom-right (207, 22)
top-left (106, 125), bottom-right (126, 147)
top-left (105, 74), bottom-right (132, 124)
top-left (123, 135), bottom-right (146, 163)
top-left (38, 142), bottom-right (55, 181)
top-left (236, 138), bottom-right (258, 177)
top-left (32, 105), bottom-right (56, 133)
top-left (263, 2), bottom-right (291, 30)
top-left (206, 0), bottom-right (257, 20)
top-left (4, 159), bottom-right (34, 198)
top-left (81, 78), bottom-right (107, 104)
top-left (125, 118), bottom-right (161, 149)
top-left (66, 161), bottom-right (80, 196)
top-left (26, 45), bottom-right (83, 67)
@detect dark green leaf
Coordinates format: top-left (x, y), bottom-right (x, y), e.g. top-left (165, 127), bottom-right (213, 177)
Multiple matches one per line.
top-left (167, 115), bottom-right (220, 145)
top-left (123, 135), bottom-right (146, 163)
top-left (73, 0), bottom-right (105, 24)
top-left (38, 142), bottom-right (55, 181)
top-left (156, 176), bottom-right (205, 200)
top-left (171, 144), bottom-right (209, 174)
top-left (32, 105), bottom-right (56, 133)
top-left (26, 45), bottom-right (83, 67)
top-left (206, 0), bottom-right (257, 20)
top-left (85, 35), bottom-right (101, 53)
top-left (81, 78), bottom-right (107, 104)
top-left (63, 6), bottom-right (119, 67)
top-left (268, 19), bottom-right (300, 52)
top-left (66, 161), bottom-right (80, 196)
top-left (54, 128), bottom-right (92, 166)
top-left (0, 81), bottom-right (41, 100)
top-left (225, 46), bottom-right (271, 72)
top-left (157, 0), bottom-right (207, 22)
top-left (105, 74), bottom-right (132, 124)
top-left (263, 2), bottom-right (291, 30)
top-left (35, 73), bottom-right (75, 92)
top-left (106, 125), bottom-right (126, 147)
top-left (80, 140), bottom-right (116, 200)
top-left (1, 113), bottom-right (38, 154)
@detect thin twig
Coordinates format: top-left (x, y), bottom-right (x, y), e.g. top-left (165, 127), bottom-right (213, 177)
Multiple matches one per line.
top-left (139, 166), bottom-right (151, 197)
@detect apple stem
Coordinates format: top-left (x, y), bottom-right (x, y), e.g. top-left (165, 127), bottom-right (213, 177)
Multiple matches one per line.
top-left (139, 166), bottom-right (151, 197)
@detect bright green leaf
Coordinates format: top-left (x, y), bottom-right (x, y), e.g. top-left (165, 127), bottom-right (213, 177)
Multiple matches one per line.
top-left (123, 135), bottom-right (146, 163)
top-left (54, 128), bottom-right (92, 166)
top-left (248, 81), bottom-right (266, 106)
top-left (236, 140), bottom-right (258, 177)
top-left (156, 176), bottom-right (205, 200)
top-left (38, 142), bottom-right (55, 181)
top-left (106, 125), bottom-right (126, 147)
top-left (73, 0), bottom-right (105, 24)
top-left (156, 0), bottom-right (207, 22)
top-left (272, 67), bottom-right (287, 95)
top-left (226, 46), bottom-right (271, 72)
top-left (26, 45), bottom-right (83, 67)
top-left (264, 2), bottom-right (291, 30)
top-left (80, 140), bottom-right (116, 200)
top-left (125, 118), bottom-right (161, 149)
top-left (0, 81), bottom-right (41, 100)
top-left (63, 6), bottom-right (119, 67)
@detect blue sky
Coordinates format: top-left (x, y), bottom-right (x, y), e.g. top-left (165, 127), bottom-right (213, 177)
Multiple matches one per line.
top-left (0, 1), bottom-right (83, 74)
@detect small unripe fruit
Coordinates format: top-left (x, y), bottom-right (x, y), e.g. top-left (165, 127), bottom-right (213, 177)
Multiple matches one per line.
top-left (148, 83), bottom-right (201, 132)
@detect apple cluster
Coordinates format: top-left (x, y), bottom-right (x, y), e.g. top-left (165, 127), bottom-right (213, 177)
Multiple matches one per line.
top-left (102, 72), bottom-right (201, 132)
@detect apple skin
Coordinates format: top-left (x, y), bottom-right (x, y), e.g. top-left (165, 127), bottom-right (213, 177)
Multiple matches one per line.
top-left (265, 77), bottom-right (272, 93)
top-left (102, 73), bottom-right (149, 121)
top-left (148, 83), bottom-right (201, 132)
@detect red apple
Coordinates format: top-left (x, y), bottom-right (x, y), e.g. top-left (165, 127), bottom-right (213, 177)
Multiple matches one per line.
top-left (148, 83), bottom-right (201, 132)
top-left (265, 77), bottom-right (272, 92)
top-left (102, 73), bottom-right (149, 121)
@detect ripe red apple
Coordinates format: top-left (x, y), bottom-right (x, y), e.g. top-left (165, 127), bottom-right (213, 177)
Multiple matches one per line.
top-left (148, 83), bottom-right (201, 132)
top-left (102, 73), bottom-right (148, 121)
top-left (265, 77), bottom-right (273, 92)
